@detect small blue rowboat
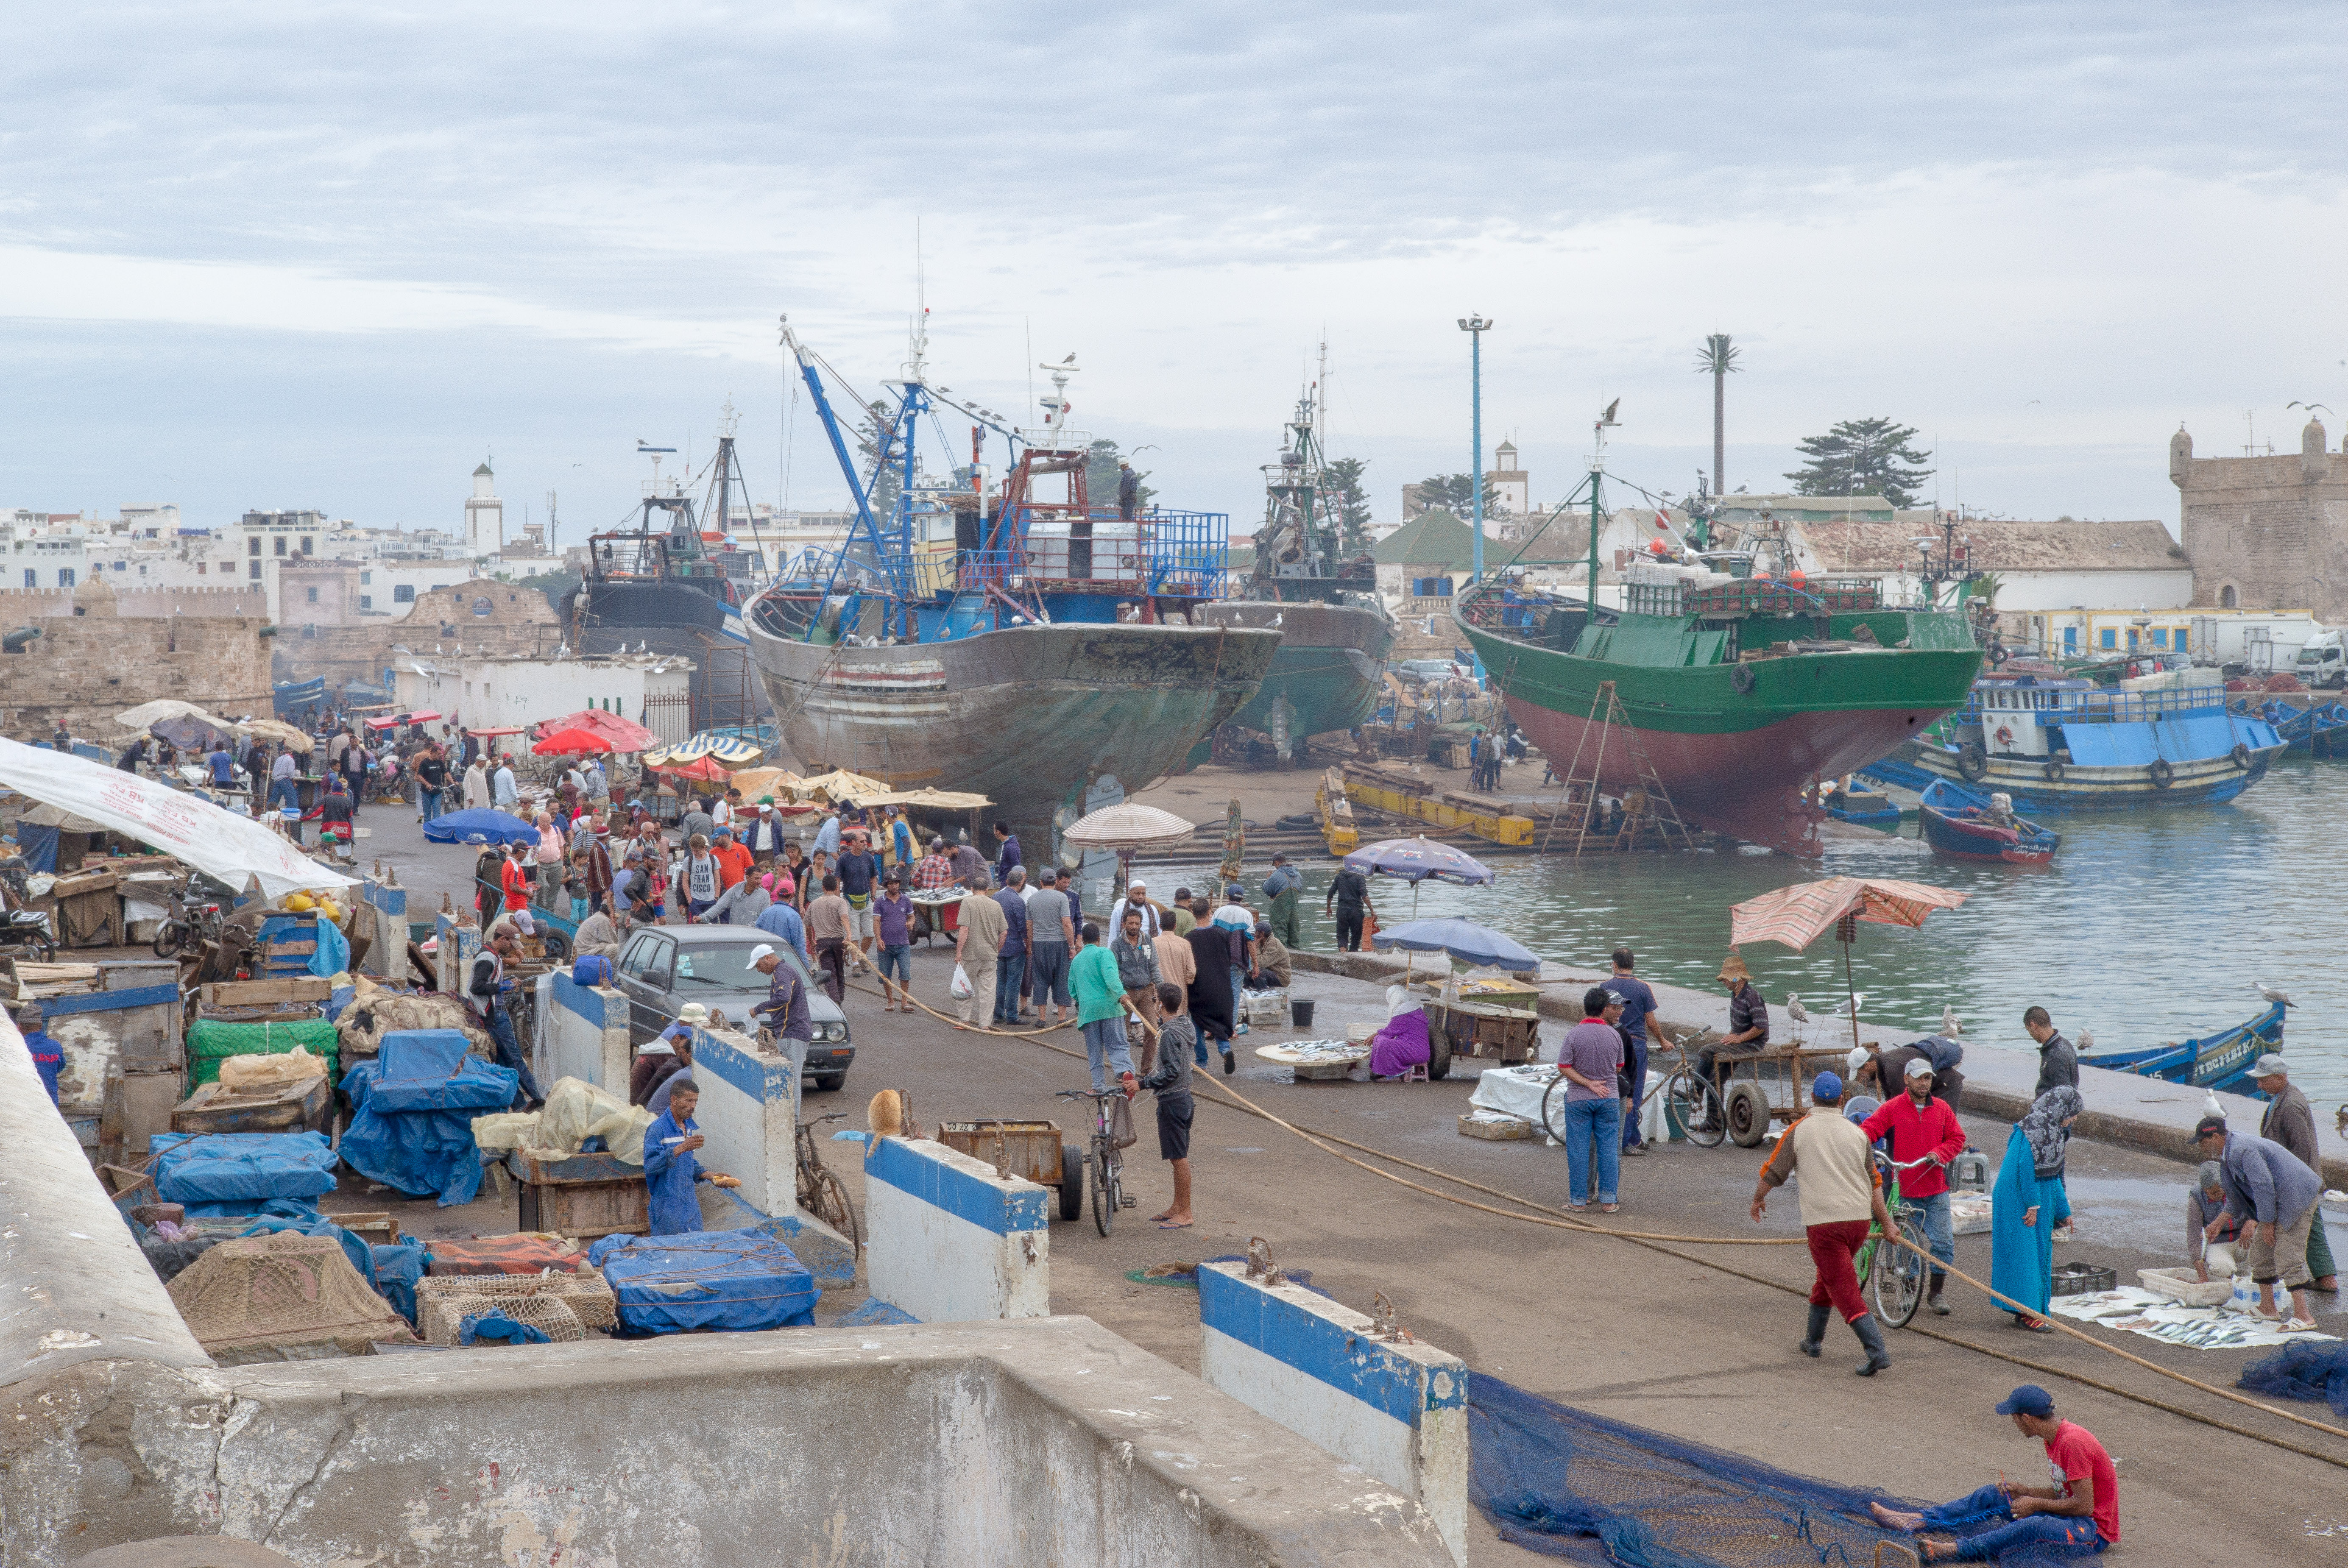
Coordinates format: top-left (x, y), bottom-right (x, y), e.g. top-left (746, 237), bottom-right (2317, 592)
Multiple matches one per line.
top-left (2076, 999), bottom-right (2284, 1095)
top-left (1918, 779), bottom-right (2059, 865)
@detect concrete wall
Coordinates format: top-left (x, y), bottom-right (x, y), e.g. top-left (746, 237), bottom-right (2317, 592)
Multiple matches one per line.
top-left (393, 653), bottom-right (693, 739)
top-left (531, 972), bottom-right (632, 1097)
top-left (272, 578), bottom-right (560, 691)
top-left (864, 1134), bottom-right (1051, 1324)
top-left (685, 1024), bottom-right (799, 1220)
top-left (0, 584), bottom-right (268, 619)
top-left (1199, 1261), bottom-right (1469, 1565)
top-left (0, 577), bottom-right (273, 738)
top-left (0, 1019), bottom-right (1448, 1568)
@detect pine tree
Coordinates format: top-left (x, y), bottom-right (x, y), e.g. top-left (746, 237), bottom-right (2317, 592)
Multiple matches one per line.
top-left (1324, 457), bottom-right (1374, 554)
top-left (1785, 418), bottom-right (1933, 508)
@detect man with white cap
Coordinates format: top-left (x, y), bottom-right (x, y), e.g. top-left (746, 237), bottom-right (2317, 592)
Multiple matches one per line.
top-left (1110, 880), bottom-right (1161, 941)
top-left (748, 944), bottom-right (813, 1049)
top-left (2252, 1053), bottom-right (2336, 1291)
top-left (1860, 1054), bottom-right (1969, 1315)
top-left (630, 1003), bottom-right (706, 1106)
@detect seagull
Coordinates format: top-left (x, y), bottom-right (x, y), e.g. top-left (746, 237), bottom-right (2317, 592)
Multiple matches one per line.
top-left (2078, 1029), bottom-right (2094, 1052)
top-left (1061, 353), bottom-right (1076, 365)
top-left (2253, 980), bottom-right (2294, 1007)
top-left (1941, 1004), bottom-right (1963, 1038)
top-left (1829, 993), bottom-right (1866, 1020)
top-left (1787, 993), bottom-right (1810, 1024)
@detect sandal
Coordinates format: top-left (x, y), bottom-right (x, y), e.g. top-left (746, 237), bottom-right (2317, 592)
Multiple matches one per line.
top-left (2281, 1317), bottom-right (2318, 1333)
top-left (1599, 1203), bottom-right (1620, 1214)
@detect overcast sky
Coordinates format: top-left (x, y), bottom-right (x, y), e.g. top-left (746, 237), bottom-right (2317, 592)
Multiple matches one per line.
top-left (4, 3), bottom-right (2343, 542)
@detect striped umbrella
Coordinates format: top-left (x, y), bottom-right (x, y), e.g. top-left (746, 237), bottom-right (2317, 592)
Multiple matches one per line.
top-left (1727, 876), bottom-right (1967, 1057)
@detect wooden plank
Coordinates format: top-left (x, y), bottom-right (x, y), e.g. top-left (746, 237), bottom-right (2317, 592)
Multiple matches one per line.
top-left (201, 977), bottom-right (332, 1006)
top-left (265, 939), bottom-right (319, 957)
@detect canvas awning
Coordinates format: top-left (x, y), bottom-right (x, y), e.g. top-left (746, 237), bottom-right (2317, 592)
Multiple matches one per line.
top-left (790, 769), bottom-right (894, 803)
top-left (115, 699), bottom-right (231, 733)
top-left (0, 738), bottom-right (358, 900)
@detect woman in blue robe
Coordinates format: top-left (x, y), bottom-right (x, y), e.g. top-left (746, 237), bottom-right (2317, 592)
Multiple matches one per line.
top-left (1990, 1086), bottom-right (2080, 1331)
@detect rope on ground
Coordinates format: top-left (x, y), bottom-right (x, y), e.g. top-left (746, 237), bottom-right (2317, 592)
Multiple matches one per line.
top-left (867, 976), bottom-right (2348, 1468)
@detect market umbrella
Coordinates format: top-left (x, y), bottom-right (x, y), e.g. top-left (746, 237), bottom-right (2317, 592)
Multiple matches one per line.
top-left (654, 754), bottom-right (732, 784)
top-left (151, 714), bottom-right (232, 753)
top-left (1343, 834), bottom-right (1494, 914)
top-left (669, 731), bottom-right (763, 766)
top-left (539, 709), bottom-right (658, 752)
top-left (1371, 917), bottom-right (1540, 974)
top-left (1727, 876), bottom-right (1969, 1052)
top-left (114, 699), bottom-right (227, 732)
top-left (421, 808), bottom-right (541, 846)
top-left (531, 726), bottom-right (613, 756)
top-left (234, 718), bottom-right (314, 754)
top-left (1061, 801), bottom-right (1198, 894)
top-left (792, 768), bottom-right (893, 804)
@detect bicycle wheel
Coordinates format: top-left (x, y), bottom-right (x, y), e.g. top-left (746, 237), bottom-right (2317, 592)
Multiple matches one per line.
top-left (1664, 1070), bottom-right (1726, 1148)
top-left (1871, 1215), bottom-right (1930, 1328)
top-left (1540, 1077), bottom-right (1571, 1144)
top-left (812, 1168), bottom-right (862, 1257)
top-left (1091, 1145), bottom-right (1116, 1237)
top-left (152, 920), bottom-right (188, 959)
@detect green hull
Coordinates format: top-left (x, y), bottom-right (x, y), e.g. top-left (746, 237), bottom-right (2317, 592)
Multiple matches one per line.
top-left (1464, 604), bottom-right (1983, 849)
top-left (1196, 599), bottom-right (1394, 756)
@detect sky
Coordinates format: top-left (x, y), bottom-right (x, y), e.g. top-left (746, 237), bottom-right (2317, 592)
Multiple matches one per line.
top-left (5, 3), bottom-right (2345, 543)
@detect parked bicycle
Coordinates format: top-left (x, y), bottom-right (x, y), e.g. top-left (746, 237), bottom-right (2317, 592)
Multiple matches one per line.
top-left (1656, 1036), bottom-right (1729, 1149)
top-left (1056, 1087), bottom-right (1137, 1236)
top-left (795, 1110), bottom-right (862, 1256)
top-left (1854, 1153), bottom-right (1939, 1328)
top-left (151, 885), bottom-right (230, 959)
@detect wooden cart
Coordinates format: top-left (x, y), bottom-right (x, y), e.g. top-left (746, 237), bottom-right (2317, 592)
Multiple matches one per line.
top-left (1418, 991), bottom-right (1543, 1080)
top-left (1711, 1042), bottom-right (1859, 1148)
top-left (937, 1118), bottom-right (1084, 1222)
top-left (513, 1149), bottom-right (650, 1240)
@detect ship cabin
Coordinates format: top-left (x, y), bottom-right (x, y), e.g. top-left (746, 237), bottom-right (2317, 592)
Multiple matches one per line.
top-left (583, 490), bottom-right (745, 610)
top-left (1951, 669), bottom-right (2235, 762)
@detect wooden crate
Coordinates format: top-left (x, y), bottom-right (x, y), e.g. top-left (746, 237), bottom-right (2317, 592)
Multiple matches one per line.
top-left (201, 977), bottom-right (333, 1008)
top-left (171, 1075), bottom-right (333, 1137)
top-left (514, 1150), bottom-right (650, 1240)
top-left (937, 1120), bottom-right (1068, 1186)
top-left (1425, 999), bottom-right (1541, 1064)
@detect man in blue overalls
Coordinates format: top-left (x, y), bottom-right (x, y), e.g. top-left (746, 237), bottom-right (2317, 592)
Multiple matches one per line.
top-left (16, 1003), bottom-right (63, 1106)
top-left (641, 1080), bottom-right (737, 1234)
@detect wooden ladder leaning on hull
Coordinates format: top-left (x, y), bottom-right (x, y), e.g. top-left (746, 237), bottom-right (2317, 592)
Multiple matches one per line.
top-left (1538, 679), bottom-right (1697, 857)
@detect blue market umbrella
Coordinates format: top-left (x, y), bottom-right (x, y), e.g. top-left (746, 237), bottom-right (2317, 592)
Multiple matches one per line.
top-left (1343, 835), bottom-right (1494, 886)
top-left (421, 808), bottom-right (540, 846)
top-left (1371, 917), bottom-right (1540, 974)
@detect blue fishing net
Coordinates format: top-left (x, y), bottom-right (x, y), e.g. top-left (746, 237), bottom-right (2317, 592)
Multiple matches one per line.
top-left (2237, 1341), bottom-right (2348, 1416)
top-left (1469, 1373), bottom-right (2096, 1565)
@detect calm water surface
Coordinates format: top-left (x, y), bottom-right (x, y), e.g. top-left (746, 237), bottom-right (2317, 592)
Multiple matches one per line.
top-left (1164, 755), bottom-right (2348, 1103)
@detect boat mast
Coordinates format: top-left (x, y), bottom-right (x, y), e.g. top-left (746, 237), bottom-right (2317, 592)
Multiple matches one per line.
top-left (1588, 399), bottom-right (1620, 605)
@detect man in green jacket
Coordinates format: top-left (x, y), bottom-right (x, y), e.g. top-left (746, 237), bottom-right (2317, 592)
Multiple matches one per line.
top-left (1260, 852), bottom-right (1303, 949)
top-left (1071, 920), bottom-right (1139, 1096)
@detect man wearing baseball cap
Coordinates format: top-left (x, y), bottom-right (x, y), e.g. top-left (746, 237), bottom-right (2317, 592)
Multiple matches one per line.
top-left (2251, 1053), bottom-right (2336, 1291)
top-left (747, 944), bottom-right (811, 1048)
top-left (1870, 1384), bottom-right (2117, 1560)
top-left (1751, 1070), bottom-right (1894, 1375)
top-left (1860, 1054), bottom-right (1969, 1316)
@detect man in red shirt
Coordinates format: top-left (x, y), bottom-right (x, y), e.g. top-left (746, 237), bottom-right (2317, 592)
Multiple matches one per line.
top-left (1859, 1055), bottom-right (1969, 1317)
top-left (711, 828), bottom-right (754, 891)
top-left (1871, 1384), bottom-right (2116, 1560)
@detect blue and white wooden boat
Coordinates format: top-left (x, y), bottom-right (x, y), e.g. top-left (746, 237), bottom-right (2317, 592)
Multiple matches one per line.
top-left (1861, 669), bottom-right (2284, 812)
top-left (1917, 778), bottom-right (2059, 864)
top-left (2075, 1000), bottom-right (2284, 1096)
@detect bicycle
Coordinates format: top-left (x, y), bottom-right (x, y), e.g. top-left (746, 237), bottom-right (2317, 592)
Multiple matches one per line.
top-left (795, 1110), bottom-right (862, 1256)
top-left (1056, 1087), bottom-right (1137, 1237)
top-left (1854, 1153), bottom-right (1938, 1328)
top-left (1655, 1038), bottom-right (1729, 1149)
top-left (151, 886), bottom-right (229, 960)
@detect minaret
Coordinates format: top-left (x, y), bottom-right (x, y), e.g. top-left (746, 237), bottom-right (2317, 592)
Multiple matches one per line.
top-left (465, 459), bottom-right (503, 555)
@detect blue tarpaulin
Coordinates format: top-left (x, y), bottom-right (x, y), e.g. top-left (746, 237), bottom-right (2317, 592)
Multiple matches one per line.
top-left (589, 1227), bottom-right (818, 1335)
top-left (17, 823), bottom-right (60, 873)
top-left (151, 1132), bottom-right (339, 1208)
top-left (460, 1309), bottom-right (551, 1346)
top-left (372, 1238), bottom-right (429, 1323)
top-left (339, 1035), bottom-right (518, 1206)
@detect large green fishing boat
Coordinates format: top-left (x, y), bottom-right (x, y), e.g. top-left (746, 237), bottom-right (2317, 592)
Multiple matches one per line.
top-left (1456, 414), bottom-right (1983, 852)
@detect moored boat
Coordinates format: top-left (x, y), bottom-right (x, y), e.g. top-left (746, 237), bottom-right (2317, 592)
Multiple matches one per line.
top-left (1917, 778), bottom-right (2058, 864)
top-left (2076, 999), bottom-right (2285, 1096)
top-left (1860, 668), bottom-right (2285, 812)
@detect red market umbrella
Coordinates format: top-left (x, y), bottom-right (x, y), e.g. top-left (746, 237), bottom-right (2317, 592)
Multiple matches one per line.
top-left (540, 709), bottom-right (660, 752)
top-left (532, 727), bottom-right (614, 756)
top-left (1727, 876), bottom-right (1968, 1052)
top-left (657, 754), bottom-right (732, 783)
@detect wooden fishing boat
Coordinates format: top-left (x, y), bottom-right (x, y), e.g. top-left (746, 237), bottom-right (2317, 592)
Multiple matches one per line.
top-left (1917, 779), bottom-right (2060, 864)
top-left (2076, 999), bottom-right (2284, 1095)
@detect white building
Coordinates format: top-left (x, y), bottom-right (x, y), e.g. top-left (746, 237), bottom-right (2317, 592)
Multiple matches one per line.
top-left (392, 651), bottom-right (695, 744)
top-left (1791, 517), bottom-right (2192, 613)
top-left (465, 461), bottom-right (504, 555)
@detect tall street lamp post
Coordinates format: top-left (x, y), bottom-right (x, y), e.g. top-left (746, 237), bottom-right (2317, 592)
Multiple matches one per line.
top-left (1458, 315), bottom-right (1491, 584)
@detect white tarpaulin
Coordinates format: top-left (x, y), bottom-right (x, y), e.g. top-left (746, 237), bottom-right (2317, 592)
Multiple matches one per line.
top-left (0, 738), bottom-right (357, 900)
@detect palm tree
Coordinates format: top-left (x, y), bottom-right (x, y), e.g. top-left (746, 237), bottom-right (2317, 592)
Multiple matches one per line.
top-left (1694, 334), bottom-right (1740, 497)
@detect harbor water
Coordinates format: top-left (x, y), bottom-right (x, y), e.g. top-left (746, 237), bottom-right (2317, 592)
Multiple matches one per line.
top-left (1186, 755), bottom-right (2348, 1103)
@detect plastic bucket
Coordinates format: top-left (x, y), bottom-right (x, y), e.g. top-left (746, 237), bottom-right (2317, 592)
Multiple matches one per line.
top-left (1664, 1096), bottom-right (1688, 1143)
top-left (1291, 997), bottom-right (1316, 1028)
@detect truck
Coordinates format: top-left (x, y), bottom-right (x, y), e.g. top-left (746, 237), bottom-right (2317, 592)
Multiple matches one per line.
top-left (2295, 627), bottom-right (2348, 689)
top-left (2186, 611), bottom-right (2325, 674)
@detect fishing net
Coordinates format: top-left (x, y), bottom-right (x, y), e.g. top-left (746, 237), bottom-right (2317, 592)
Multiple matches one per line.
top-left (417, 1273), bottom-right (616, 1342)
top-left (167, 1233), bottom-right (416, 1363)
top-left (2237, 1341), bottom-right (2348, 1416)
top-left (184, 1018), bottom-right (340, 1088)
top-left (1469, 1373), bottom-right (2094, 1566)
top-left (435, 1291), bottom-right (585, 1345)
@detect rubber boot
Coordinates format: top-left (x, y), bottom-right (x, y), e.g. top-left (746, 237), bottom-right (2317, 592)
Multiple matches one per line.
top-left (1799, 1302), bottom-right (1830, 1358)
top-left (1851, 1313), bottom-right (1892, 1377)
top-left (1927, 1272), bottom-right (1950, 1316)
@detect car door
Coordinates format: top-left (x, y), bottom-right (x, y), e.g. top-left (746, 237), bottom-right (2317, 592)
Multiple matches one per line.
top-left (615, 932), bottom-right (676, 1044)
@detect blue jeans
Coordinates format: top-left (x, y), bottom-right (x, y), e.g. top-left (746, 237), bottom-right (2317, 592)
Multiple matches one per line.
top-left (483, 1003), bottom-right (543, 1107)
top-left (1920, 1486), bottom-right (2104, 1560)
top-left (1081, 1017), bottom-right (1132, 1092)
top-left (994, 951), bottom-right (1028, 1022)
top-left (268, 778), bottom-right (299, 813)
top-left (877, 943), bottom-right (911, 988)
top-left (1229, 964), bottom-right (1247, 1028)
top-left (419, 787), bottom-right (444, 825)
top-left (1563, 1095), bottom-right (1620, 1205)
top-left (1621, 1034), bottom-right (1649, 1147)
top-left (1910, 1189), bottom-right (1955, 1271)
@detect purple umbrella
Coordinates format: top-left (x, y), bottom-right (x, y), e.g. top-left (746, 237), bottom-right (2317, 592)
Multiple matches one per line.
top-left (1342, 835), bottom-right (1494, 915)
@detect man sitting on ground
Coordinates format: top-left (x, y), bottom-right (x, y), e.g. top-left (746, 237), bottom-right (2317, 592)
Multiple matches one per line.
top-left (1870, 1385), bottom-right (2117, 1562)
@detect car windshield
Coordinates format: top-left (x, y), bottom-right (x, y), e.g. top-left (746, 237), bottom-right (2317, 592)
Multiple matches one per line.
top-left (672, 942), bottom-right (809, 991)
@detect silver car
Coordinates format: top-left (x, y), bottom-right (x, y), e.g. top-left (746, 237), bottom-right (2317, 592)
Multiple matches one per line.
top-left (612, 926), bottom-right (855, 1092)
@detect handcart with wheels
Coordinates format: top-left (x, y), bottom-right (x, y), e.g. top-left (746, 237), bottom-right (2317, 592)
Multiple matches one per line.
top-left (937, 1117), bottom-right (1087, 1223)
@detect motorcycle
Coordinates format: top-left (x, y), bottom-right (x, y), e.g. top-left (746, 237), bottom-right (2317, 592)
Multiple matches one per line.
top-left (0, 908), bottom-right (56, 963)
top-left (152, 880), bottom-right (234, 959)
